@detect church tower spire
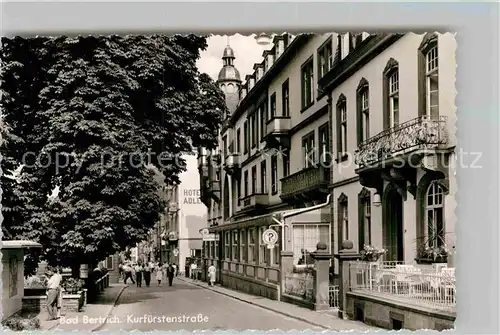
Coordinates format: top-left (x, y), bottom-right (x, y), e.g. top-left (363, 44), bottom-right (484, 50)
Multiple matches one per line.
top-left (217, 37), bottom-right (242, 114)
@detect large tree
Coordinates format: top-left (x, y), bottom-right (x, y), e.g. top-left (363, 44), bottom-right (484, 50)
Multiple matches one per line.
top-left (1, 35), bottom-right (226, 270)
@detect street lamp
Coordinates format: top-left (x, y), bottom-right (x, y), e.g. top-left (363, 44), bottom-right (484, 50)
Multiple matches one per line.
top-left (255, 33), bottom-right (272, 46)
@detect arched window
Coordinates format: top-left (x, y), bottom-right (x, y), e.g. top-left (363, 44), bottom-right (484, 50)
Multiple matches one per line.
top-left (425, 182), bottom-right (445, 248)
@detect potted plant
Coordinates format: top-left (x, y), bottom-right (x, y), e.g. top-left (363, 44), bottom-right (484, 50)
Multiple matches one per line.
top-left (359, 245), bottom-right (386, 262)
top-left (24, 276), bottom-right (48, 296)
top-left (63, 277), bottom-right (83, 294)
top-left (415, 220), bottom-right (449, 264)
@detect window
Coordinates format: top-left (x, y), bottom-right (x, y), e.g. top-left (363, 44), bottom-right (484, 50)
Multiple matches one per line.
top-left (318, 38), bottom-right (333, 78)
top-left (282, 152), bottom-right (290, 177)
top-left (251, 166), bottom-right (257, 194)
top-left (259, 226), bottom-right (268, 265)
top-left (389, 70), bottom-right (399, 127)
top-left (269, 93), bottom-right (276, 120)
top-left (426, 182), bottom-right (444, 247)
top-left (236, 128), bottom-right (241, 153)
top-left (224, 231), bottom-right (230, 259)
top-left (208, 241), bottom-right (213, 258)
top-left (248, 228), bottom-right (255, 262)
top-left (318, 123), bottom-right (330, 166)
top-left (215, 170), bottom-right (220, 181)
top-left (271, 155), bottom-right (278, 194)
top-left (359, 189), bottom-right (371, 251)
top-left (222, 136), bottom-right (227, 157)
top-left (259, 103), bottom-right (266, 140)
top-left (251, 114), bottom-right (258, 147)
top-left (237, 176), bottom-right (241, 202)
top-left (337, 194), bottom-right (348, 249)
top-left (232, 230), bottom-right (239, 260)
top-left (292, 223), bottom-right (330, 265)
top-left (240, 230), bottom-right (246, 262)
top-left (282, 79), bottom-right (290, 117)
top-left (302, 131), bottom-right (315, 168)
top-left (261, 160), bottom-right (267, 194)
top-left (301, 58), bottom-right (314, 109)
top-left (243, 121), bottom-right (249, 154)
top-left (361, 89), bottom-right (369, 141)
top-left (336, 96), bottom-right (348, 156)
top-left (357, 79), bottom-right (370, 145)
top-left (426, 46), bottom-right (439, 116)
top-left (244, 170), bottom-right (249, 197)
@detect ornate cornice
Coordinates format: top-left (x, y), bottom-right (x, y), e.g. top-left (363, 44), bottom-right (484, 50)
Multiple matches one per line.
top-left (383, 57), bottom-right (399, 75)
top-left (358, 187), bottom-right (371, 198)
top-left (419, 32), bottom-right (438, 53)
top-left (356, 77), bottom-right (369, 92)
top-left (336, 93), bottom-right (347, 106)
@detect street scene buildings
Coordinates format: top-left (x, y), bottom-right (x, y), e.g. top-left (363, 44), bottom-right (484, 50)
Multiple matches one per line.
top-left (198, 32), bottom-right (457, 330)
top-left (1, 32), bottom-right (456, 332)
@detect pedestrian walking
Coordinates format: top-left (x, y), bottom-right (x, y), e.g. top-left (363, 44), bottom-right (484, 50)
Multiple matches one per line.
top-left (55, 267), bottom-right (63, 318)
top-left (45, 268), bottom-right (62, 320)
top-left (134, 263), bottom-right (143, 287)
top-left (155, 263), bottom-right (163, 286)
top-left (190, 262), bottom-right (198, 280)
top-left (208, 262), bottom-right (216, 287)
top-left (144, 262), bottom-right (151, 287)
top-left (118, 262), bottom-right (123, 279)
top-left (122, 263), bottom-right (135, 284)
top-left (166, 264), bottom-right (175, 286)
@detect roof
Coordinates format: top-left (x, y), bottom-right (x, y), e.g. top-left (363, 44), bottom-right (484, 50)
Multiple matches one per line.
top-left (1, 240), bottom-right (42, 249)
top-left (218, 66), bottom-right (241, 82)
top-left (222, 45), bottom-right (235, 58)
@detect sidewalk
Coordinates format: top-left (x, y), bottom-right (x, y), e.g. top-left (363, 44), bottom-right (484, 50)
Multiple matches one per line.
top-left (178, 277), bottom-right (379, 332)
top-left (40, 283), bottom-right (127, 331)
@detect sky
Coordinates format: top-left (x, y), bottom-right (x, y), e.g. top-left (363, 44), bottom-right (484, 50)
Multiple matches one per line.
top-left (196, 33), bottom-right (272, 82)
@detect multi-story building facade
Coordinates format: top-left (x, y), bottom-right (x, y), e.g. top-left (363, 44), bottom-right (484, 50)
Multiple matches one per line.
top-left (318, 32), bottom-right (456, 269)
top-left (199, 32), bottom-right (456, 301)
top-left (199, 33), bottom-right (344, 299)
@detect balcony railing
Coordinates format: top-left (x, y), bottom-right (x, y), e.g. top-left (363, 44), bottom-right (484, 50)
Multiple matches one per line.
top-left (354, 115), bottom-right (448, 168)
top-left (240, 191), bottom-right (269, 209)
top-left (266, 116), bottom-right (291, 136)
top-left (281, 166), bottom-right (330, 199)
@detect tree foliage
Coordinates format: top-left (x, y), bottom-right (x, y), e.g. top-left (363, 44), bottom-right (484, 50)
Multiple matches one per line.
top-left (1, 35), bottom-right (226, 269)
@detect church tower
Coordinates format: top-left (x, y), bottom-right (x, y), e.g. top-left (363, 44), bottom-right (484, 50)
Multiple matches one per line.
top-left (217, 40), bottom-right (242, 115)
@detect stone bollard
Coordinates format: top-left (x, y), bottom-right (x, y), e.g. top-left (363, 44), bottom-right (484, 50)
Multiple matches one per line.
top-left (310, 242), bottom-right (332, 311)
top-left (334, 240), bottom-right (360, 320)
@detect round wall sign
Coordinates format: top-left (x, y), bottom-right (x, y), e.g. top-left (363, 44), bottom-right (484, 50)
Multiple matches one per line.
top-left (173, 248), bottom-right (179, 256)
top-left (262, 229), bottom-right (278, 245)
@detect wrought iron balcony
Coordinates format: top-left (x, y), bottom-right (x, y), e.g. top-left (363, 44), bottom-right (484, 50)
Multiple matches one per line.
top-left (354, 115), bottom-right (448, 169)
top-left (280, 166), bottom-right (330, 200)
